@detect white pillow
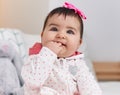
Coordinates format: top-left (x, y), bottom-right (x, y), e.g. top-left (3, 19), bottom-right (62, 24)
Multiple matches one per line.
top-left (22, 33), bottom-right (41, 54)
top-left (0, 28), bottom-right (27, 62)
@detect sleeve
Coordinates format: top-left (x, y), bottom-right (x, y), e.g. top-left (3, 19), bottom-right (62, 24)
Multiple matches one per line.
top-left (21, 47), bottom-right (57, 95)
top-left (75, 59), bottom-right (102, 95)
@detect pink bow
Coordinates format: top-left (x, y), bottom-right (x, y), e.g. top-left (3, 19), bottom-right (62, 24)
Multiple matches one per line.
top-left (63, 2), bottom-right (87, 20)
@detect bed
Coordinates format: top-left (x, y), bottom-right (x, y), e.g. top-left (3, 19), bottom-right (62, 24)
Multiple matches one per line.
top-left (0, 28), bottom-right (120, 95)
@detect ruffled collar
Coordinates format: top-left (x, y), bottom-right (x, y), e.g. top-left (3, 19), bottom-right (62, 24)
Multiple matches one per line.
top-left (29, 43), bottom-right (82, 57)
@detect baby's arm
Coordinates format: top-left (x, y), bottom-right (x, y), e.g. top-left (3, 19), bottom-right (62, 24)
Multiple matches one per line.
top-left (21, 47), bottom-right (57, 95)
top-left (75, 59), bottom-right (102, 95)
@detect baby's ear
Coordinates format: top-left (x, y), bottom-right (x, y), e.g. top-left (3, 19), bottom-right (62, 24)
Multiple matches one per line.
top-left (77, 39), bottom-right (82, 49)
top-left (79, 39), bottom-right (82, 45)
top-left (41, 31), bottom-right (44, 37)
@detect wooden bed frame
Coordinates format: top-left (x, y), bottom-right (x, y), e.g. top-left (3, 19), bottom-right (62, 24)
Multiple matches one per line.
top-left (93, 62), bottom-right (120, 81)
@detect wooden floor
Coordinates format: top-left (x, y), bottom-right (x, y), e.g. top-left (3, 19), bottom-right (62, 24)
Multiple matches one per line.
top-left (93, 62), bottom-right (120, 81)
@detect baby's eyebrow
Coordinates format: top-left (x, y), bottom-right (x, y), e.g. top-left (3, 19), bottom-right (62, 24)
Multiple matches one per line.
top-left (67, 26), bottom-right (77, 32)
top-left (48, 23), bottom-right (58, 27)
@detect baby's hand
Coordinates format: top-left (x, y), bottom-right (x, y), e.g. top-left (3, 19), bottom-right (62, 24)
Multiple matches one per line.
top-left (44, 41), bottom-right (62, 55)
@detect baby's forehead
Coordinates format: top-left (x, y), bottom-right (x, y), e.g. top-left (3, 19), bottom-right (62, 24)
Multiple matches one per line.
top-left (47, 14), bottom-right (80, 24)
top-left (48, 14), bottom-right (79, 24)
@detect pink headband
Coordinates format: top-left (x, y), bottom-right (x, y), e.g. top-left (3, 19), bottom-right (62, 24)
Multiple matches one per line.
top-left (63, 2), bottom-right (87, 20)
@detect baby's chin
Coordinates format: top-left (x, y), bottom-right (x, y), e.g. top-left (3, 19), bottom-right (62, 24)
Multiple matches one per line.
top-left (57, 54), bottom-right (67, 58)
top-left (57, 53), bottom-right (72, 58)
top-left (57, 49), bottom-right (76, 58)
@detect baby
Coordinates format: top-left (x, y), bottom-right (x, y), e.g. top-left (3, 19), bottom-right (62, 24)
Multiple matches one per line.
top-left (21, 2), bottom-right (102, 95)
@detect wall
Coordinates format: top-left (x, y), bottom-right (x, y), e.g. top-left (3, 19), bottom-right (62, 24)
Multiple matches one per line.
top-left (0, 0), bottom-right (48, 34)
top-left (49, 0), bottom-right (120, 62)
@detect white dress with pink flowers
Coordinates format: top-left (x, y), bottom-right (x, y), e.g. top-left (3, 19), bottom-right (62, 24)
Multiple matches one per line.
top-left (21, 47), bottom-right (102, 95)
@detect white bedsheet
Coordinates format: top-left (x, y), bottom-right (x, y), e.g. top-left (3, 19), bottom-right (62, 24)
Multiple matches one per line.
top-left (99, 81), bottom-right (120, 95)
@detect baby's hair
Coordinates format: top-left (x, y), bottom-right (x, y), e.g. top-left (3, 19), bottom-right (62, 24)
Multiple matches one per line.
top-left (42, 7), bottom-right (84, 39)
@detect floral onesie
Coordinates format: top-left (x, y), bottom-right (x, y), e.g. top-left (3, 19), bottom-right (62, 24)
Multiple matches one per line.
top-left (21, 43), bottom-right (102, 95)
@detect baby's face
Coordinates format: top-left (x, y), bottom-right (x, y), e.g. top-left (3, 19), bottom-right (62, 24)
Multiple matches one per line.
top-left (41, 14), bottom-right (82, 58)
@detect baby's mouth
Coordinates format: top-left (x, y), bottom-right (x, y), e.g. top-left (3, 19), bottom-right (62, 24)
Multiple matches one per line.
top-left (56, 41), bottom-right (66, 47)
top-left (61, 43), bottom-right (66, 47)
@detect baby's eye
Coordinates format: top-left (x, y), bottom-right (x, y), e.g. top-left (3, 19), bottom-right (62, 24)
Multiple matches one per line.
top-left (67, 30), bottom-right (75, 34)
top-left (50, 27), bottom-right (58, 31)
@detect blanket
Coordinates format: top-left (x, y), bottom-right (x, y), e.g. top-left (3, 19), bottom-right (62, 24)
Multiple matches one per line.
top-left (0, 40), bottom-right (24, 95)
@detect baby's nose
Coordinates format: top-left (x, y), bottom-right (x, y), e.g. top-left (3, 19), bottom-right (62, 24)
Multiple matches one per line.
top-left (56, 32), bottom-right (66, 39)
